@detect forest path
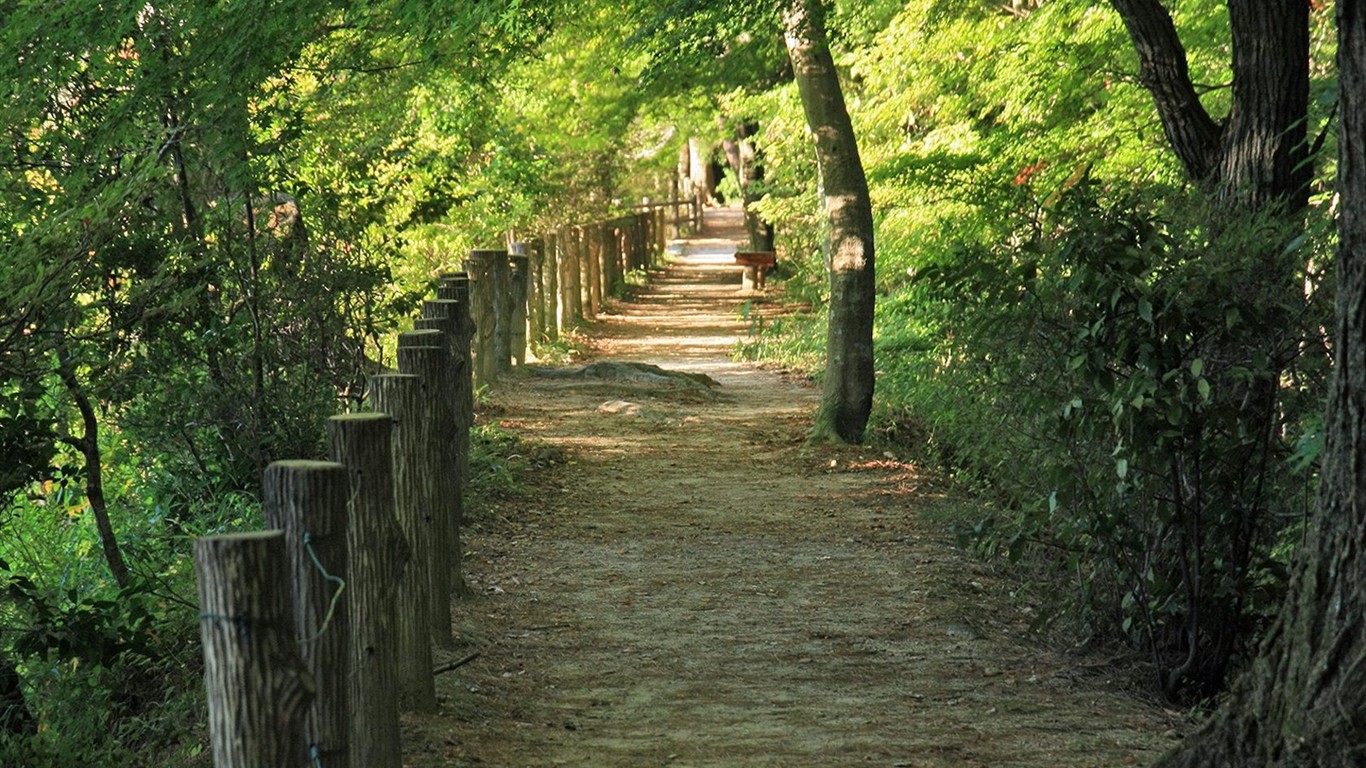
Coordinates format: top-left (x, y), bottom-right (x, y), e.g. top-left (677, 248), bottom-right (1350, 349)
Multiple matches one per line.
top-left (408, 208), bottom-right (1177, 767)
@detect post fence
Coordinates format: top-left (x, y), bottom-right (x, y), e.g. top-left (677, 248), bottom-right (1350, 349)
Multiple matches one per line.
top-left (192, 198), bottom-right (680, 768)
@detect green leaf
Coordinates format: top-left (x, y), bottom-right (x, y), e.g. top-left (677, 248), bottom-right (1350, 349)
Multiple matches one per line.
top-left (1115, 457), bottom-right (1128, 479)
top-left (1197, 377), bottom-right (1211, 402)
top-left (1137, 297), bottom-right (1153, 323)
top-left (1189, 357), bottom-right (1204, 378)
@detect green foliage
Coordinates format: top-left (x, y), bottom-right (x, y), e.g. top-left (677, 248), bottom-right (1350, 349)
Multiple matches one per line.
top-left (0, 0), bottom-right (579, 761)
top-left (911, 184), bottom-right (1330, 694)
top-left (733, 0), bottom-right (1337, 701)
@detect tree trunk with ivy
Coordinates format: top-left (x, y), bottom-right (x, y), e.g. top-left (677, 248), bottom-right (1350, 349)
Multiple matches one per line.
top-left (1156, 4), bottom-right (1366, 763)
top-left (783, 0), bottom-right (875, 444)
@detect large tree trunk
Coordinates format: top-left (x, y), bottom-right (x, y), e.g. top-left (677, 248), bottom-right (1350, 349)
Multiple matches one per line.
top-left (1155, 3), bottom-right (1366, 765)
top-left (783, 0), bottom-right (876, 444)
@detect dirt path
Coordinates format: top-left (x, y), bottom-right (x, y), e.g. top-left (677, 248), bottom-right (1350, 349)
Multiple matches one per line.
top-left (408, 209), bottom-right (1179, 767)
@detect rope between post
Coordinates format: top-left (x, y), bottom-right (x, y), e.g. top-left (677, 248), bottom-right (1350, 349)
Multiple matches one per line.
top-left (301, 531), bottom-right (346, 643)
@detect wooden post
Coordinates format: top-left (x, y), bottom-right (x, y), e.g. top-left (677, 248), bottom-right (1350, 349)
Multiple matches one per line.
top-left (366, 374), bottom-right (437, 713)
top-left (556, 228), bottom-right (574, 329)
top-left (509, 252), bottom-right (530, 363)
top-left (543, 231), bottom-right (560, 341)
top-left (526, 238), bottom-right (546, 347)
top-left (608, 221), bottom-right (624, 295)
top-left (637, 213), bottom-right (650, 270)
top-left (262, 460), bottom-right (351, 768)
top-left (487, 248), bottom-right (514, 374)
top-left (396, 337), bottom-right (464, 633)
top-left (641, 210), bottom-right (653, 268)
top-left (463, 251), bottom-right (500, 389)
top-left (435, 275), bottom-right (475, 436)
top-left (195, 531), bottom-right (312, 768)
top-left (670, 176), bottom-right (682, 237)
top-left (430, 283), bottom-right (475, 471)
top-left (587, 224), bottom-right (603, 317)
top-left (327, 413), bottom-right (406, 768)
top-left (569, 227), bottom-right (585, 324)
top-left (419, 298), bottom-right (473, 601)
top-left (624, 216), bottom-right (638, 273)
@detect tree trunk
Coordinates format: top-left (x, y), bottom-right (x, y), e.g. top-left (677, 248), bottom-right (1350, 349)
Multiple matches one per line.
top-left (1109, 0), bottom-right (1310, 210)
top-left (53, 344), bottom-right (130, 589)
top-left (783, 0), bottom-right (876, 444)
top-left (1218, 0), bottom-right (1311, 213)
top-left (1155, 3), bottom-right (1366, 765)
top-left (738, 121), bottom-right (776, 252)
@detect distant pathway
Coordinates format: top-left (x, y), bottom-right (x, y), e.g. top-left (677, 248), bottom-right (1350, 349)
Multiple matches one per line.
top-left (406, 208), bottom-right (1177, 767)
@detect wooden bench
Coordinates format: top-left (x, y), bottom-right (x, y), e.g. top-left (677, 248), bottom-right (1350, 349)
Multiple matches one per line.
top-left (733, 250), bottom-right (777, 291)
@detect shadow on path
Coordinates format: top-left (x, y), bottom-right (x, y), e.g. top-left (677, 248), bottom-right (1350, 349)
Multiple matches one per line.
top-left (407, 207), bottom-right (1179, 768)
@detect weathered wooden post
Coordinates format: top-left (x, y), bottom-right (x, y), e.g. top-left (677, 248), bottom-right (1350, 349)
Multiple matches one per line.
top-left (626, 216), bottom-right (639, 273)
top-left (421, 294), bottom-right (473, 601)
top-left (641, 208), bottom-right (654, 266)
top-left (195, 531), bottom-right (312, 768)
top-left (543, 231), bottom-right (560, 341)
top-left (637, 213), bottom-right (651, 270)
top-left (599, 223), bottom-right (613, 299)
top-left (587, 224), bottom-right (603, 317)
top-left (608, 220), bottom-right (624, 295)
top-left (366, 374), bottom-right (437, 713)
top-left (327, 413), bottom-right (406, 768)
top-left (670, 176), bottom-right (683, 237)
top-left (262, 460), bottom-right (351, 768)
top-left (655, 206), bottom-right (667, 256)
top-left (509, 249), bottom-right (530, 364)
top-left (397, 331), bottom-right (463, 627)
top-left (487, 248), bottom-right (514, 374)
top-left (555, 228), bottom-right (574, 329)
top-left (569, 227), bottom-right (585, 323)
top-left (463, 251), bottom-right (500, 389)
top-left (431, 280), bottom-right (476, 452)
top-left (435, 274), bottom-right (475, 430)
top-left (526, 238), bottom-right (546, 348)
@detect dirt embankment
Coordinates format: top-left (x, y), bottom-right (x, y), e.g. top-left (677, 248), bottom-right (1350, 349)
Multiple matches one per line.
top-left (407, 208), bottom-right (1180, 767)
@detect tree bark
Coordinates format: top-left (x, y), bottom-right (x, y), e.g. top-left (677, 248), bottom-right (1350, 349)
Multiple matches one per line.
top-left (739, 122), bottom-right (776, 252)
top-left (194, 531), bottom-right (312, 768)
top-left (1108, 0), bottom-right (1223, 182)
top-left (1109, 0), bottom-right (1310, 210)
top-left (367, 374), bottom-right (437, 713)
top-left (327, 413), bottom-right (406, 768)
top-left (783, 0), bottom-right (876, 444)
top-left (1154, 3), bottom-right (1366, 765)
top-left (261, 460), bottom-right (351, 768)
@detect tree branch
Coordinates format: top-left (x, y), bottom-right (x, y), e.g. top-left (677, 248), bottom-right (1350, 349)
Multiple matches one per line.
top-left (1109, 0), bottom-right (1223, 183)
